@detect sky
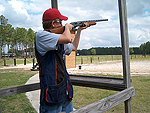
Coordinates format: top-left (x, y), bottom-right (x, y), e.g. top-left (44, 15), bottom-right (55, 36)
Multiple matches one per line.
top-left (0, 0), bottom-right (150, 50)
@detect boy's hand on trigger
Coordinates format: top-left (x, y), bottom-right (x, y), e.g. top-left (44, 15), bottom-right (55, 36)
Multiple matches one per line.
top-left (78, 22), bottom-right (90, 31)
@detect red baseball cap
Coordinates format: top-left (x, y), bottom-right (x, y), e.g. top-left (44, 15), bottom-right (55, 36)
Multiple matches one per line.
top-left (42, 8), bottom-right (68, 22)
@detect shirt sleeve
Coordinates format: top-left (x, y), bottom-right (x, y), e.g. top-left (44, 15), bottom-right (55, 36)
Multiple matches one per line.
top-left (35, 30), bottom-right (61, 56)
top-left (64, 43), bottom-right (73, 55)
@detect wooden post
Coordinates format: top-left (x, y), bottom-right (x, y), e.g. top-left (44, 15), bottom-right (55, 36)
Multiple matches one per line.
top-left (24, 58), bottom-right (26, 65)
top-left (51, 0), bottom-right (58, 9)
top-left (14, 58), bottom-right (16, 66)
top-left (90, 57), bottom-right (92, 63)
top-left (98, 57), bottom-right (100, 62)
top-left (118, 0), bottom-right (132, 113)
top-left (4, 58), bottom-right (6, 66)
top-left (105, 55), bottom-right (107, 61)
top-left (81, 57), bottom-right (83, 64)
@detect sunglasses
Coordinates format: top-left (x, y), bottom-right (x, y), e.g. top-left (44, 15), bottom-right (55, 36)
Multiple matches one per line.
top-left (54, 19), bottom-right (62, 24)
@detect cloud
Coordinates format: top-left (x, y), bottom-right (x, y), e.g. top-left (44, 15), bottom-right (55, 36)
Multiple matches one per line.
top-left (0, 0), bottom-right (43, 31)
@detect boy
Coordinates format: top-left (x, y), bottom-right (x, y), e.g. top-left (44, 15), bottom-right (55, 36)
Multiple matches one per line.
top-left (35, 8), bottom-right (91, 113)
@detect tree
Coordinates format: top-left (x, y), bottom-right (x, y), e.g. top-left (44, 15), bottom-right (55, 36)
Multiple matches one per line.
top-left (0, 15), bottom-right (8, 60)
top-left (27, 28), bottom-right (35, 58)
top-left (140, 41), bottom-right (150, 56)
top-left (145, 41), bottom-right (150, 54)
top-left (20, 28), bottom-right (27, 57)
top-left (9, 27), bottom-right (15, 57)
top-left (91, 48), bottom-right (96, 55)
top-left (129, 47), bottom-right (134, 55)
top-left (5, 24), bottom-right (13, 57)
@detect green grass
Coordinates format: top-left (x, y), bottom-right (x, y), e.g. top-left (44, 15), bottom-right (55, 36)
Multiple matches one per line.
top-left (0, 68), bottom-right (38, 113)
top-left (72, 75), bottom-right (150, 113)
top-left (0, 56), bottom-right (150, 112)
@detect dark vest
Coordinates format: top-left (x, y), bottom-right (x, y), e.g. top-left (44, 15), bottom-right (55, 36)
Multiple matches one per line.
top-left (35, 36), bottom-right (73, 105)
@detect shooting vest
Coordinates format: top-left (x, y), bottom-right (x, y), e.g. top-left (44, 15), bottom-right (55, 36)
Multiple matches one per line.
top-left (35, 36), bottom-right (73, 105)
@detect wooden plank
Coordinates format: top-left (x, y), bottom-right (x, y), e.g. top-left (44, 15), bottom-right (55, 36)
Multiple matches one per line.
top-left (0, 83), bottom-right (40, 98)
top-left (70, 74), bottom-right (126, 91)
top-left (0, 75), bottom-right (127, 98)
top-left (71, 87), bottom-right (135, 113)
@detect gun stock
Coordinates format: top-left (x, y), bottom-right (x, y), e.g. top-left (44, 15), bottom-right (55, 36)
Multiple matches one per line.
top-left (50, 26), bottom-right (65, 34)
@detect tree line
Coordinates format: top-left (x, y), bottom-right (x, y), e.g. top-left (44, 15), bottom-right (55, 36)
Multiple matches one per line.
top-left (77, 41), bottom-right (150, 55)
top-left (0, 15), bottom-right (36, 60)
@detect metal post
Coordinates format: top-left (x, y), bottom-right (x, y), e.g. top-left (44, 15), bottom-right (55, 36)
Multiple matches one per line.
top-left (51, 0), bottom-right (58, 9)
top-left (118, 0), bottom-right (132, 113)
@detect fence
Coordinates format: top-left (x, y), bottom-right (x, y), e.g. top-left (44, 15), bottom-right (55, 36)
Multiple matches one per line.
top-left (0, 54), bottom-right (149, 66)
top-left (0, 58), bottom-right (33, 66)
top-left (0, 75), bottom-right (135, 113)
top-left (76, 54), bottom-right (150, 64)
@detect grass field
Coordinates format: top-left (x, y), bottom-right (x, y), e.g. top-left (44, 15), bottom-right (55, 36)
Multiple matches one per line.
top-left (0, 68), bottom-right (38, 113)
top-left (0, 56), bottom-right (150, 112)
top-left (73, 75), bottom-right (150, 113)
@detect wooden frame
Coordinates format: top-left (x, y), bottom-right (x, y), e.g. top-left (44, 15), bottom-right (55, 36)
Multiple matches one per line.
top-left (71, 87), bottom-right (135, 113)
top-left (0, 0), bottom-right (134, 112)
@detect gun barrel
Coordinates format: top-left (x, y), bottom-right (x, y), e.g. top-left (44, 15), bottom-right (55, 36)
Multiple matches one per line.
top-left (84, 19), bottom-right (108, 22)
top-left (71, 19), bottom-right (108, 23)
top-left (71, 19), bottom-right (108, 28)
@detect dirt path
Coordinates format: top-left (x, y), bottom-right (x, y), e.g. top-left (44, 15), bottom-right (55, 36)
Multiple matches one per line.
top-left (67, 60), bottom-right (150, 76)
top-left (0, 63), bottom-right (33, 70)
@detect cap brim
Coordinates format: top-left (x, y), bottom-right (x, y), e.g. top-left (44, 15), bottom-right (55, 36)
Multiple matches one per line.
top-left (59, 15), bottom-right (68, 21)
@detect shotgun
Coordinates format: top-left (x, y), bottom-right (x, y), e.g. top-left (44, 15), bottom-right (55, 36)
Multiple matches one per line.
top-left (50, 19), bottom-right (108, 34)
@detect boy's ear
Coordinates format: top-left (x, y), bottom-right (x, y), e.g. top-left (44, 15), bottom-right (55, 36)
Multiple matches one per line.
top-left (52, 20), bottom-right (55, 27)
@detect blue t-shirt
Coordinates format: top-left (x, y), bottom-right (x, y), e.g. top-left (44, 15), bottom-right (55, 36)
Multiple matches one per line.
top-left (35, 30), bottom-right (73, 56)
